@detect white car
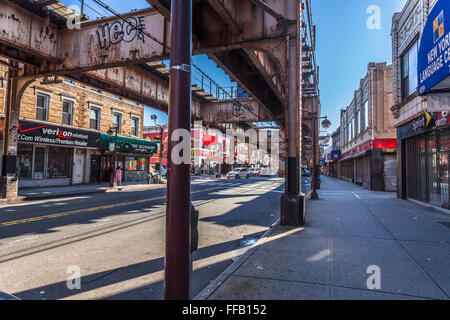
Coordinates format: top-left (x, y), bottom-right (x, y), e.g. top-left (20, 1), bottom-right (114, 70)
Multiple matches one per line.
top-left (227, 168), bottom-right (249, 179)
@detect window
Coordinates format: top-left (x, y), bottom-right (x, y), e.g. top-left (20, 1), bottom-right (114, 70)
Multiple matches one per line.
top-left (126, 157), bottom-right (137, 171)
top-left (401, 41), bottom-right (418, 100)
top-left (18, 144), bottom-right (33, 179)
top-left (364, 101), bottom-right (369, 129)
top-left (36, 93), bottom-right (49, 121)
top-left (91, 88), bottom-right (102, 93)
top-left (33, 147), bottom-right (46, 179)
top-left (90, 107), bottom-right (100, 130)
top-left (131, 117), bottom-right (139, 136)
top-left (64, 78), bottom-right (75, 85)
top-left (62, 100), bottom-right (73, 125)
top-left (349, 119), bottom-right (353, 142)
top-left (113, 113), bottom-right (122, 133)
top-left (355, 111), bottom-right (360, 135)
top-left (138, 157), bottom-right (148, 171)
top-left (47, 147), bottom-right (72, 178)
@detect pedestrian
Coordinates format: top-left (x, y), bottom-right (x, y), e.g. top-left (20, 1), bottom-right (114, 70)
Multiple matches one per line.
top-left (115, 166), bottom-right (123, 186)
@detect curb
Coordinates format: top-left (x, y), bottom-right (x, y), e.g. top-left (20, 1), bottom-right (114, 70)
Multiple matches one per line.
top-left (194, 219), bottom-right (281, 300)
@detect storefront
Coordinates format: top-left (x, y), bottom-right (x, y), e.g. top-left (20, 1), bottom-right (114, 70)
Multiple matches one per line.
top-left (339, 139), bottom-right (397, 191)
top-left (397, 113), bottom-right (450, 208)
top-left (100, 133), bottom-right (158, 182)
top-left (15, 119), bottom-right (101, 187)
top-left (401, 0), bottom-right (450, 208)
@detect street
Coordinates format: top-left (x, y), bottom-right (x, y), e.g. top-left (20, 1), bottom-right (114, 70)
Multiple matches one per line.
top-left (0, 177), bottom-right (285, 300)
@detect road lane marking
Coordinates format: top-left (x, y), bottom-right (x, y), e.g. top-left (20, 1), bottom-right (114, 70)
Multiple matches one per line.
top-left (352, 192), bottom-right (361, 200)
top-left (1, 186), bottom-right (222, 228)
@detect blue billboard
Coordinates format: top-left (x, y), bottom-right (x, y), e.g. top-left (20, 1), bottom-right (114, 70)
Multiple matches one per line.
top-left (418, 0), bottom-right (450, 96)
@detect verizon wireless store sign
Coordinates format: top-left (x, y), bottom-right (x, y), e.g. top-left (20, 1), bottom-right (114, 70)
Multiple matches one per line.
top-left (18, 120), bottom-right (101, 148)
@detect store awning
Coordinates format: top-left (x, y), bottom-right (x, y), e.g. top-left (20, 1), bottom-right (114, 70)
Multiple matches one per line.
top-left (100, 133), bottom-right (158, 154)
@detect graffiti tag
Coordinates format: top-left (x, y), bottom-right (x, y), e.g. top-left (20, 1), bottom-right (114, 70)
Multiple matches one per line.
top-left (232, 102), bottom-right (254, 118)
top-left (97, 17), bottom-right (146, 50)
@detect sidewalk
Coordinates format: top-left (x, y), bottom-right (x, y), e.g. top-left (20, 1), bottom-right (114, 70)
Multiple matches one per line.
top-left (196, 176), bottom-right (450, 300)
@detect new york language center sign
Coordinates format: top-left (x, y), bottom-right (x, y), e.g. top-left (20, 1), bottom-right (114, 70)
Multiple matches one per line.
top-left (418, 0), bottom-right (450, 96)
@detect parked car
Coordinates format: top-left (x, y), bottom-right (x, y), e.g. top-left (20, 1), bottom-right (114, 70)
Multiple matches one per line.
top-left (278, 169), bottom-right (285, 177)
top-left (248, 168), bottom-right (257, 177)
top-left (227, 168), bottom-right (249, 179)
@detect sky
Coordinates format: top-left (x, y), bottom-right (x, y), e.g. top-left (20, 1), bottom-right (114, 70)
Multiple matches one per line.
top-left (312, 0), bottom-right (407, 134)
top-left (61, 0), bottom-right (407, 130)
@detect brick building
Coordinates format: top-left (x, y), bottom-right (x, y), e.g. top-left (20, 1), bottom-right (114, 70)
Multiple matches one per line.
top-left (338, 62), bottom-right (397, 191)
top-left (0, 65), bottom-right (157, 187)
top-left (391, 0), bottom-right (450, 209)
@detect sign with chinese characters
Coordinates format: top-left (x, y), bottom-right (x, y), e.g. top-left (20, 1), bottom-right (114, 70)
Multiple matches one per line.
top-left (418, 0), bottom-right (450, 95)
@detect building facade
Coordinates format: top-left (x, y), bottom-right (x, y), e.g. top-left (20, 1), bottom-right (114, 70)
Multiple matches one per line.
top-left (325, 127), bottom-right (341, 178)
top-left (391, 0), bottom-right (450, 209)
top-left (339, 62), bottom-right (397, 191)
top-left (0, 65), bottom-right (157, 187)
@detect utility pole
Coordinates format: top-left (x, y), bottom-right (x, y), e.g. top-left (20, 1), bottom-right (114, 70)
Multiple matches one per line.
top-left (164, 0), bottom-right (192, 300)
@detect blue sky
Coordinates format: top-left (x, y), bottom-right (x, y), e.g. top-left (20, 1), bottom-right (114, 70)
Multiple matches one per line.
top-left (61, 0), bottom-right (407, 130)
top-left (312, 0), bottom-right (407, 133)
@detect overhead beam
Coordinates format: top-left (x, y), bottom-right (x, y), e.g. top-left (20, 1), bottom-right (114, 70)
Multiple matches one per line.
top-left (59, 8), bottom-right (170, 72)
top-left (201, 98), bottom-right (282, 124)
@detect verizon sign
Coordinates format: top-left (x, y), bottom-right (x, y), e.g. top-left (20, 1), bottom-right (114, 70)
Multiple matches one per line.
top-left (18, 120), bottom-right (101, 148)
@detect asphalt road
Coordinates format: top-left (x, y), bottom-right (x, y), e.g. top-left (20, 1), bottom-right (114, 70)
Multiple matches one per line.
top-left (0, 177), bottom-right (288, 300)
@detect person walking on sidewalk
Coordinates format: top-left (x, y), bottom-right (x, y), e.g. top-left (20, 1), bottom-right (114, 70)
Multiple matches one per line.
top-left (115, 166), bottom-right (123, 186)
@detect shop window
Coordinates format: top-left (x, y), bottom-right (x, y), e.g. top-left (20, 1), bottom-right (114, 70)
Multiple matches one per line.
top-left (18, 144), bottom-right (33, 179)
top-left (47, 147), bottom-right (72, 179)
top-left (401, 41), bottom-right (418, 100)
top-left (126, 157), bottom-right (137, 171)
top-left (36, 93), bottom-right (49, 121)
top-left (33, 147), bottom-right (46, 179)
top-left (131, 117), bottom-right (139, 136)
top-left (62, 99), bottom-right (73, 125)
top-left (90, 107), bottom-right (100, 130)
top-left (113, 113), bottom-right (122, 134)
top-left (138, 157), bottom-right (148, 171)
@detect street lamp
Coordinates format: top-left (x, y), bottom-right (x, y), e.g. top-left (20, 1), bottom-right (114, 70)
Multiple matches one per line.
top-left (107, 126), bottom-right (118, 187)
top-left (303, 110), bottom-right (332, 200)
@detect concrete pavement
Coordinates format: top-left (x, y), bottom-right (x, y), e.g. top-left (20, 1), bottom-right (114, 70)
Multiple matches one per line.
top-left (196, 176), bottom-right (450, 300)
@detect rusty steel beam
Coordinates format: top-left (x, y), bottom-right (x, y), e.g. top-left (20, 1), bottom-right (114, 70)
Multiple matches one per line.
top-left (146, 0), bottom-right (171, 19)
top-left (0, 0), bottom-right (60, 64)
top-left (60, 8), bottom-right (170, 72)
top-left (248, 0), bottom-right (288, 22)
top-left (201, 98), bottom-right (281, 124)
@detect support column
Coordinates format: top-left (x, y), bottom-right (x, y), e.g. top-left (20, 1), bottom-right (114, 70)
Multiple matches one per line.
top-left (164, 0), bottom-right (192, 300)
top-left (1, 64), bottom-right (33, 199)
top-left (281, 0), bottom-right (305, 226)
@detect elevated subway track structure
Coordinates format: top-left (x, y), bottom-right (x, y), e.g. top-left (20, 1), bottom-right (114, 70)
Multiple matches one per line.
top-left (0, 0), bottom-right (319, 217)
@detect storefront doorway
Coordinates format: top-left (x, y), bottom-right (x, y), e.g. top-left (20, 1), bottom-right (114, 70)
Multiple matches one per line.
top-left (405, 130), bottom-right (450, 208)
top-left (90, 155), bottom-right (101, 184)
